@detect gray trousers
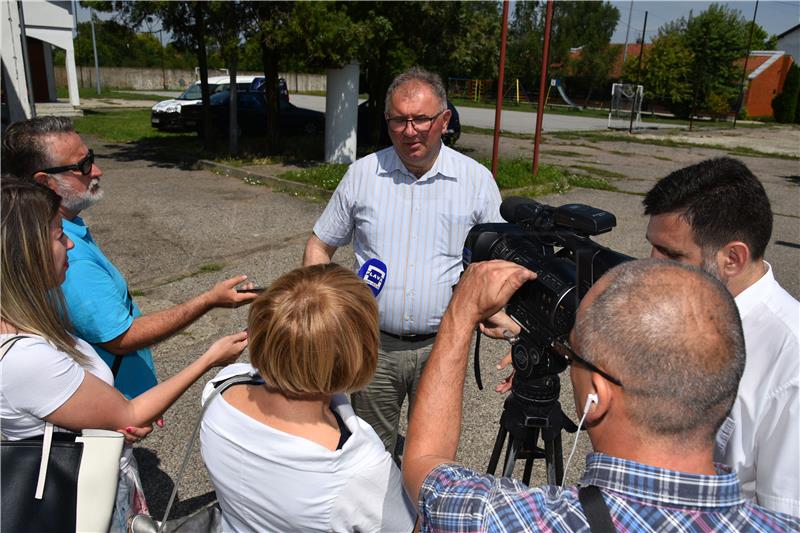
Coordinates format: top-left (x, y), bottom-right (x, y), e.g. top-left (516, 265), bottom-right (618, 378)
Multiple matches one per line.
top-left (350, 332), bottom-right (435, 456)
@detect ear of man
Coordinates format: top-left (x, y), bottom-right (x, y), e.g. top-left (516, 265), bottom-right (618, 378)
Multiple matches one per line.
top-left (585, 372), bottom-right (614, 426)
top-left (32, 172), bottom-right (57, 191)
top-left (717, 241), bottom-right (751, 279)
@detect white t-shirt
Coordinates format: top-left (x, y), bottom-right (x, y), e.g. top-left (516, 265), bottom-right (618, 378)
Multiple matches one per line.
top-left (0, 333), bottom-right (114, 440)
top-left (715, 263), bottom-right (800, 517)
top-left (200, 364), bottom-right (417, 532)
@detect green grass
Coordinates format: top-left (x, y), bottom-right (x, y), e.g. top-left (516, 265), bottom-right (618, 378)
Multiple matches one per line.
top-left (278, 164), bottom-right (351, 191)
top-left (541, 149), bottom-right (583, 157)
top-left (199, 263), bottom-right (223, 272)
top-left (569, 165), bottom-right (626, 179)
top-left (130, 289), bottom-right (147, 297)
top-left (57, 86), bottom-right (169, 101)
top-left (74, 109), bottom-right (196, 144)
top-left (276, 157), bottom-right (615, 196)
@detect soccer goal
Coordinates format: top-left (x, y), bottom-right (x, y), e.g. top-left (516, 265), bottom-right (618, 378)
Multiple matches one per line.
top-left (608, 83), bottom-right (644, 130)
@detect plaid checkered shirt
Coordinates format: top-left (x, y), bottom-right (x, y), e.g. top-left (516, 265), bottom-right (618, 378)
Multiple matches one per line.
top-left (419, 452), bottom-right (800, 532)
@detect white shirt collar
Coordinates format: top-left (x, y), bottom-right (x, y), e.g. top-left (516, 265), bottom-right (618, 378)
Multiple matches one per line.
top-left (734, 261), bottom-right (775, 318)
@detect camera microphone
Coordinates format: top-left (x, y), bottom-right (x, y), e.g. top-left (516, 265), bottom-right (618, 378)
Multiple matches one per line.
top-left (358, 258), bottom-right (387, 297)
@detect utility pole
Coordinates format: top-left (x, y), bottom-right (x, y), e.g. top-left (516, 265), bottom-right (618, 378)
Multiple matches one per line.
top-left (629, 11), bottom-right (647, 134)
top-left (491, 0), bottom-right (510, 178)
top-left (734, 0), bottom-right (759, 128)
top-left (90, 9), bottom-right (101, 94)
top-left (532, 0), bottom-right (554, 177)
top-left (621, 0), bottom-right (634, 71)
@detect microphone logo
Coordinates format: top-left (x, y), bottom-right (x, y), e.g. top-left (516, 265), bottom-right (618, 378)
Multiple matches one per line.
top-left (358, 259), bottom-right (387, 296)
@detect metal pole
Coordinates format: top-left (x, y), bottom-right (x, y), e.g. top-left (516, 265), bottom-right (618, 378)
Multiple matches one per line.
top-left (621, 0), bottom-right (634, 73)
top-left (628, 11), bottom-right (647, 134)
top-left (491, 0), bottom-right (510, 178)
top-left (90, 9), bottom-right (101, 94)
top-left (734, 0), bottom-right (758, 128)
top-left (533, 0), bottom-right (554, 178)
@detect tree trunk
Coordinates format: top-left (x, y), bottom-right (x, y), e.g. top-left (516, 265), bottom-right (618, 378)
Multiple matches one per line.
top-left (228, 55), bottom-right (239, 155)
top-left (260, 40), bottom-right (280, 155)
top-left (192, 3), bottom-right (214, 153)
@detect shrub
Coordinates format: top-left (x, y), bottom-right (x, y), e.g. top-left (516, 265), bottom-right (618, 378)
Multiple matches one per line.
top-left (772, 63), bottom-right (800, 123)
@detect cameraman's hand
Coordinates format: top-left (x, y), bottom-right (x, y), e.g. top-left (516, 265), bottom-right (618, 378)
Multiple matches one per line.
top-left (495, 352), bottom-right (515, 394)
top-left (201, 331), bottom-right (248, 369)
top-left (480, 310), bottom-right (520, 339)
top-left (206, 275), bottom-right (258, 308)
top-left (451, 261), bottom-right (536, 326)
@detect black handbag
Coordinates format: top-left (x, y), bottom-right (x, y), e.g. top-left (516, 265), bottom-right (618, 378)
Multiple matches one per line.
top-left (0, 336), bottom-right (124, 533)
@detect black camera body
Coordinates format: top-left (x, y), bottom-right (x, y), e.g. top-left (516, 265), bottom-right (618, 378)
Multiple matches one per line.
top-left (463, 197), bottom-right (631, 405)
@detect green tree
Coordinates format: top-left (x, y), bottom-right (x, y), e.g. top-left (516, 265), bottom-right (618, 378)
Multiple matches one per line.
top-left (772, 63), bottom-right (799, 123)
top-left (624, 25), bottom-right (694, 116)
top-left (683, 4), bottom-right (750, 117)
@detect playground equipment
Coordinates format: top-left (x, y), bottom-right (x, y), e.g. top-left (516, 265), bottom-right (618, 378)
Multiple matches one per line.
top-left (608, 83), bottom-right (644, 130)
top-left (547, 79), bottom-right (582, 110)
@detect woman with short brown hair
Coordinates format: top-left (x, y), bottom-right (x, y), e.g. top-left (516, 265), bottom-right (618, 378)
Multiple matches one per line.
top-left (200, 264), bottom-right (416, 532)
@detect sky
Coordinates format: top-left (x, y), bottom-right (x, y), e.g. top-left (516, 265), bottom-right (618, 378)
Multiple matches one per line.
top-left (608, 1), bottom-right (798, 44)
top-left (77, 1), bottom-right (799, 47)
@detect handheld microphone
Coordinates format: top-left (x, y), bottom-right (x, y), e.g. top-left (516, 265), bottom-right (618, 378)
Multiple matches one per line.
top-left (358, 258), bottom-right (387, 297)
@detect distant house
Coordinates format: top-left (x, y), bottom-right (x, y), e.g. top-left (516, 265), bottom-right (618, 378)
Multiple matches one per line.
top-left (740, 51), bottom-right (794, 118)
top-left (776, 24), bottom-right (799, 62)
top-left (1, 1), bottom-right (80, 125)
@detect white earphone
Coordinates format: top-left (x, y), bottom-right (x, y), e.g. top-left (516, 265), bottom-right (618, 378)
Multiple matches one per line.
top-left (562, 392), bottom-right (599, 490)
top-left (584, 393), bottom-right (599, 414)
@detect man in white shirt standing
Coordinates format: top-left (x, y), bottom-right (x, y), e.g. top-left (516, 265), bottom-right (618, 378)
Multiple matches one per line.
top-left (643, 156), bottom-right (799, 516)
top-left (303, 67), bottom-right (502, 456)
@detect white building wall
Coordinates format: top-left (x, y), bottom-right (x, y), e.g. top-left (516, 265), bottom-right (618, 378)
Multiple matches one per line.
top-left (22, 1), bottom-right (79, 106)
top-left (777, 29), bottom-right (799, 63)
top-left (1, 0), bottom-right (33, 121)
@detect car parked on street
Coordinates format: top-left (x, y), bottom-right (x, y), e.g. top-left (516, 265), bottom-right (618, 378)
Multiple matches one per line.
top-left (181, 90), bottom-right (324, 138)
top-left (151, 76), bottom-right (288, 131)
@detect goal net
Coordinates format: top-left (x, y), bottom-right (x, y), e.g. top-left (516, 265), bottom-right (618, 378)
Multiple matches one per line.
top-left (608, 83), bottom-right (644, 130)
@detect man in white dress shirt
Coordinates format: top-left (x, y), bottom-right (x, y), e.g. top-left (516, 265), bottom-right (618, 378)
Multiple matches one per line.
top-left (303, 67), bottom-right (502, 456)
top-left (643, 157), bottom-right (799, 516)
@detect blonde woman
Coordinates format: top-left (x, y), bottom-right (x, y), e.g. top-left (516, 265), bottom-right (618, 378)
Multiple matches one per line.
top-left (200, 264), bottom-right (417, 532)
top-left (0, 178), bottom-right (247, 528)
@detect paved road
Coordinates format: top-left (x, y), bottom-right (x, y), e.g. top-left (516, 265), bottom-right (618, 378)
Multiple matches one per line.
top-left (135, 91), bottom-right (682, 133)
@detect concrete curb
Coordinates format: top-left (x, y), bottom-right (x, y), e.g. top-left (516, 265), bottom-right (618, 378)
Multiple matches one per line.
top-left (196, 160), bottom-right (333, 200)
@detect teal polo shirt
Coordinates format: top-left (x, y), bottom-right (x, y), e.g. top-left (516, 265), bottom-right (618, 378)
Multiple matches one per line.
top-left (61, 216), bottom-right (158, 399)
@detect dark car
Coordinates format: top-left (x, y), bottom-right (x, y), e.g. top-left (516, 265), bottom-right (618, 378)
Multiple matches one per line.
top-left (181, 90), bottom-right (324, 138)
top-left (151, 77), bottom-right (288, 131)
top-left (356, 100), bottom-right (461, 147)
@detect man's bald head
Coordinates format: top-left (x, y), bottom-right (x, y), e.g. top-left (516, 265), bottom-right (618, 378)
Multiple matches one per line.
top-left (574, 259), bottom-right (745, 445)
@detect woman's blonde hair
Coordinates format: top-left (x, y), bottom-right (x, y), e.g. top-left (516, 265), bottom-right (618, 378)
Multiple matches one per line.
top-left (248, 264), bottom-right (379, 396)
top-left (1, 177), bottom-right (88, 364)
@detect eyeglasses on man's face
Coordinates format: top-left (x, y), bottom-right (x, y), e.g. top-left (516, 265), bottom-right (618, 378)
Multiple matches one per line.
top-left (39, 149), bottom-right (95, 176)
top-left (385, 110), bottom-right (445, 133)
top-left (551, 338), bottom-right (624, 387)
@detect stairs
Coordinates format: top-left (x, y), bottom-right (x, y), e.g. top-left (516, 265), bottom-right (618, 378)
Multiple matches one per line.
top-left (35, 102), bottom-right (83, 117)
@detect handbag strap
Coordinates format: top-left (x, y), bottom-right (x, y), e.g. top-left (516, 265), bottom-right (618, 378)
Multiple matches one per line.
top-left (157, 372), bottom-right (262, 533)
top-left (578, 485), bottom-right (616, 533)
top-left (0, 335), bottom-right (55, 500)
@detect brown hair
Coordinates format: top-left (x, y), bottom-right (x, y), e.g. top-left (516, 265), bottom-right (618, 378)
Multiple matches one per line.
top-left (248, 264), bottom-right (379, 396)
top-left (1, 176), bottom-right (88, 364)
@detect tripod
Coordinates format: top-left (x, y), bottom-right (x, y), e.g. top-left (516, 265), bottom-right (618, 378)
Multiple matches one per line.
top-left (486, 385), bottom-right (577, 485)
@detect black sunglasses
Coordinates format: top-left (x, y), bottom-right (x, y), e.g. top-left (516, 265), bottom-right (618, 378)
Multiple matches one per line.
top-left (39, 149), bottom-right (95, 176)
top-left (551, 338), bottom-right (624, 387)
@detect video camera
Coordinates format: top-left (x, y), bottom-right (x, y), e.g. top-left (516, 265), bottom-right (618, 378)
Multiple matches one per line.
top-left (463, 197), bottom-right (632, 406)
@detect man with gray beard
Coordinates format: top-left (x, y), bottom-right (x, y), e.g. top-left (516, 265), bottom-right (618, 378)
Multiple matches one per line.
top-left (2, 117), bottom-right (257, 404)
top-left (643, 157), bottom-right (799, 516)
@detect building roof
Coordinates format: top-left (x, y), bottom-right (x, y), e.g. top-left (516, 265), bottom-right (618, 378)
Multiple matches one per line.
top-left (738, 51), bottom-right (788, 80)
top-left (776, 24), bottom-right (800, 40)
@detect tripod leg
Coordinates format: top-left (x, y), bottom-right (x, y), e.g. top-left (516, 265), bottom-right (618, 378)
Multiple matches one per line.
top-left (487, 425), bottom-right (508, 476)
top-left (544, 432), bottom-right (564, 486)
top-left (522, 458), bottom-right (534, 486)
top-left (502, 436), bottom-right (519, 478)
